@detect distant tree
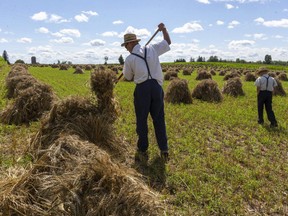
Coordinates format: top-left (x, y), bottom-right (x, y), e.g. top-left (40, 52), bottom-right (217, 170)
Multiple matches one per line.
top-left (264, 54), bottom-right (272, 64)
top-left (57, 60), bottom-right (61, 64)
top-left (118, 54), bottom-right (124, 65)
top-left (189, 57), bottom-right (195, 62)
top-left (104, 56), bottom-right (108, 65)
top-left (174, 58), bottom-right (186, 62)
top-left (2, 50), bottom-right (10, 65)
top-left (15, 59), bottom-right (25, 64)
top-left (196, 56), bottom-right (205, 62)
top-left (207, 56), bottom-right (219, 62)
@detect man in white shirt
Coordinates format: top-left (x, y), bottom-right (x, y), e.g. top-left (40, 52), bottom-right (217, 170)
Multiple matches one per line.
top-left (122, 23), bottom-right (171, 162)
top-left (254, 67), bottom-right (278, 127)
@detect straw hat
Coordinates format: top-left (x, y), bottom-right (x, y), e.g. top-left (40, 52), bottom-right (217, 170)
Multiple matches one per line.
top-left (121, 33), bottom-right (141, 47)
top-left (256, 67), bottom-right (269, 76)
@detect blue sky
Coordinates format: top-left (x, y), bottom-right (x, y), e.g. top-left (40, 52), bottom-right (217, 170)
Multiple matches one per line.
top-left (0, 0), bottom-right (287, 64)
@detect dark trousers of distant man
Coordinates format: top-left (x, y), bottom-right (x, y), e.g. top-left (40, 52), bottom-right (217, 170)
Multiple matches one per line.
top-left (134, 79), bottom-right (168, 153)
top-left (257, 90), bottom-right (277, 125)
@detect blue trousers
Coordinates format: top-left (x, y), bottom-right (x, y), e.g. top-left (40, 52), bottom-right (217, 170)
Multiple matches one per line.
top-left (257, 90), bottom-right (277, 124)
top-left (134, 79), bottom-right (168, 152)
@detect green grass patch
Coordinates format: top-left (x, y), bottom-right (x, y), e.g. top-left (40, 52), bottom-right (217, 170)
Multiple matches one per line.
top-left (1, 63), bottom-right (288, 215)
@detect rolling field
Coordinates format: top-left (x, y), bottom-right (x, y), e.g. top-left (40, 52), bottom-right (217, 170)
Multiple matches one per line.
top-left (1, 62), bottom-right (288, 215)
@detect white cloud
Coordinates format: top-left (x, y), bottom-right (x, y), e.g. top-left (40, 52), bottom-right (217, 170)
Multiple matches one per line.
top-left (225, 4), bottom-right (234, 9)
top-left (196, 0), bottom-right (210, 4)
top-left (75, 11), bottom-right (98, 22)
top-left (51, 37), bottom-right (74, 44)
top-left (254, 17), bottom-right (265, 23)
top-left (31, 12), bottom-right (48, 21)
top-left (0, 38), bottom-right (8, 43)
top-left (82, 11), bottom-right (98, 16)
top-left (31, 12), bottom-right (69, 23)
top-left (228, 20), bottom-right (240, 29)
top-left (253, 33), bottom-right (266, 40)
top-left (216, 20), bottom-right (225, 25)
top-left (17, 38), bottom-right (32, 43)
top-left (113, 20), bottom-right (123, 25)
top-left (255, 17), bottom-right (288, 28)
top-left (122, 26), bottom-right (150, 38)
top-left (273, 35), bottom-right (283, 39)
top-left (75, 14), bottom-right (89, 22)
top-left (59, 29), bottom-right (81, 38)
top-left (228, 40), bottom-right (255, 49)
top-left (213, 0), bottom-right (272, 3)
top-left (37, 27), bottom-right (49, 34)
top-left (28, 45), bottom-right (54, 55)
top-left (51, 32), bottom-right (63, 37)
top-left (49, 14), bottom-right (69, 23)
top-left (172, 22), bottom-right (204, 33)
top-left (102, 31), bottom-right (118, 37)
top-left (90, 39), bottom-right (106, 46)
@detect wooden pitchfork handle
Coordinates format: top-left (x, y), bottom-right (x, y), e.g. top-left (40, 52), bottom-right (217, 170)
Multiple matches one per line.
top-left (115, 29), bottom-right (160, 84)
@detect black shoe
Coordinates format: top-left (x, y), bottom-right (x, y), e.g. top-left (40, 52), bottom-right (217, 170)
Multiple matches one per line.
top-left (270, 123), bottom-right (278, 128)
top-left (258, 120), bottom-right (264, 125)
top-left (161, 151), bottom-right (169, 163)
top-left (135, 151), bottom-right (148, 163)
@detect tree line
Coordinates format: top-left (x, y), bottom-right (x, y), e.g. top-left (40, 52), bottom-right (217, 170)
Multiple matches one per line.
top-left (2, 49), bottom-right (287, 66)
top-left (174, 54), bottom-right (287, 66)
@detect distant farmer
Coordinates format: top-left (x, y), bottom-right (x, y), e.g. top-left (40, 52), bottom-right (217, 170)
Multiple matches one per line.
top-left (121, 23), bottom-right (171, 162)
top-left (254, 67), bottom-right (278, 127)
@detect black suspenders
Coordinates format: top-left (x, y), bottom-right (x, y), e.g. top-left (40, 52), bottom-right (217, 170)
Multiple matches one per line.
top-left (131, 47), bottom-right (153, 80)
top-left (264, 76), bottom-right (270, 90)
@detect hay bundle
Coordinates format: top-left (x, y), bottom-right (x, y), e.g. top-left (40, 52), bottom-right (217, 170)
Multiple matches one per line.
top-left (219, 70), bottom-right (226, 76)
top-left (0, 135), bottom-right (162, 216)
top-left (223, 71), bottom-right (240, 81)
top-left (30, 96), bottom-right (123, 160)
top-left (6, 65), bottom-right (29, 79)
top-left (209, 69), bottom-right (216, 76)
top-left (164, 71), bottom-right (178, 80)
top-left (165, 78), bottom-right (192, 104)
top-left (268, 72), bottom-right (276, 77)
top-left (273, 78), bottom-right (286, 96)
top-left (50, 64), bottom-right (59, 68)
top-left (244, 72), bottom-right (256, 81)
top-left (73, 66), bottom-right (84, 74)
top-left (277, 73), bottom-right (288, 81)
top-left (85, 64), bottom-right (93, 70)
top-left (111, 66), bottom-right (119, 74)
top-left (192, 79), bottom-right (223, 102)
top-left (196, 71), bottom-right (212, 80)
top-left (59, 64), bottom-right (69, 70)
top-left (0, 83), bottom-right (55, 125)
top-left (90, 66), bottom-right (118, 118)
top-left (222, 77), bottom-right (245, 97)
top-left (91, 66), bottom-right (116, 96)
top-left (182, 68), bottom-right (192, 76)
top-left (5, 75), bottom-right (37, 98)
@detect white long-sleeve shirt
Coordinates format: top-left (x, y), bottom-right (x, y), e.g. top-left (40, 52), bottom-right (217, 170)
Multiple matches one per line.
top-left (123, 40), bottom-right (170, 86)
